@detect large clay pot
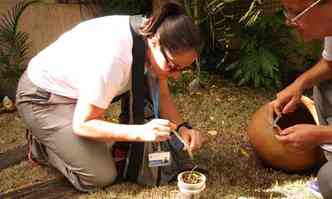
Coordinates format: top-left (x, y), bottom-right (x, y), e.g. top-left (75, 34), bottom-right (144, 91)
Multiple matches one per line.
top-left (247, 96), bottom-right (326, 172)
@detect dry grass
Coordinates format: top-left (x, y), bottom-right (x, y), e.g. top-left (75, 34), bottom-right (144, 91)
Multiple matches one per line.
top-left (0, 113), bottom-right (26, 153)
top-left (0, 73), bottom-right (318, 198)
top-left (0, 161), bottom-right (61, 193)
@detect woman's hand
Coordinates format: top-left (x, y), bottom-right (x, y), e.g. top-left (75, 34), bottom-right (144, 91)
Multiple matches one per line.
top-left (139, 119), bottom-right (175, 142)
top-left (275, 124), bottom-right (324, 151)
top-left (179, 127), bottom-right (203, 151)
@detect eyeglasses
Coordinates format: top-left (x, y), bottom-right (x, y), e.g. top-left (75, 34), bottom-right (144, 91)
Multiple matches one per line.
top-left (160, 47), bottom-right (189, 72)
top-left (283, 0), bottom-right (322, 23)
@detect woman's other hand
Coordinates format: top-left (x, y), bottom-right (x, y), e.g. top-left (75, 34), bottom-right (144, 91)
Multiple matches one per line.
top-left (139, 119), bottom-right (175, 142)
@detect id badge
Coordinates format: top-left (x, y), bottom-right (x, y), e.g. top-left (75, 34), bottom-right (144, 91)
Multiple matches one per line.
top-left (148, 151), bottom-right (171, 167)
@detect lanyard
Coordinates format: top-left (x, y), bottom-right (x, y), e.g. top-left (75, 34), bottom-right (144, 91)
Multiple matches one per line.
top-left (147, 70), bottom-right (160, 118)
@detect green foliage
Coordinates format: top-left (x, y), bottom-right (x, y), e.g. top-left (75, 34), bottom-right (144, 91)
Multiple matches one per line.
top-left (168, 71), bottom-right (193, 95)
top-left (100, 0), bottom-right (152, 15)
top-left (222, 0), bottom-right (323, 89)
top-left (227, 44), bottom-right (280, 88)
top-left (0, 0), bottom-right (38, 87)
top-left (183, 0), bottom-right (240, 81)
top-left (226, 10), bottom-right (307, 88)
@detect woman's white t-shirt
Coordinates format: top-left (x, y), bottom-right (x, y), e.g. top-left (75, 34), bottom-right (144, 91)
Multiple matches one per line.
top-left (28, 15), bottom-right (133, 109)
top-left (323, 36), bottom-right (332, 61)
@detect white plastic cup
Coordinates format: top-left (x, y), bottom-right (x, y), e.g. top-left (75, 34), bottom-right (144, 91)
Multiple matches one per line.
top-left (177, 171), bottom-right (207, 199)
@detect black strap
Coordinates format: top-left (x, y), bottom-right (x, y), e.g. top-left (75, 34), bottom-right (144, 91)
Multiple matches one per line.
top-left (125, 15), bottom-right (146, 182)
top-left (130, 15), bottom-right (146, 125)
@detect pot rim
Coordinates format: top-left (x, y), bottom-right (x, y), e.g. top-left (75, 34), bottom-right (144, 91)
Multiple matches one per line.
top-left (271, 96), bottom-right (319, 133)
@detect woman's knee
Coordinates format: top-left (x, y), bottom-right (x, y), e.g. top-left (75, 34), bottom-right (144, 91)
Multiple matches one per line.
top-left (47, 145), bottom-right (118, 192)
top-left (89, 166), bottom-right (117, 187)
top-left (69, 166), bottom-right (117, 192)
top-left (76, 161), bottom-right (118, 190)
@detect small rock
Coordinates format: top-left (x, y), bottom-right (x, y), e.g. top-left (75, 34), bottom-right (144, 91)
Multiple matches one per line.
top-left (3, 96), bottom-right (16, 111)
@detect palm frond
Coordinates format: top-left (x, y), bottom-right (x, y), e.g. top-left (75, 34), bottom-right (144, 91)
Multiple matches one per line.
top-left (0, 0), bottom-right (39, 87)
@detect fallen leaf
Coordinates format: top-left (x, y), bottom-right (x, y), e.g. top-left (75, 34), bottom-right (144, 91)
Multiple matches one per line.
top-left (207, 130), bottom-right (218, 136)
top-left (239, 147), bottom-right (250, 158)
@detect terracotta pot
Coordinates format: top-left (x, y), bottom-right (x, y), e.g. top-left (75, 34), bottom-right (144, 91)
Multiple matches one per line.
top-left (247, 96), bottom-right (326, 172)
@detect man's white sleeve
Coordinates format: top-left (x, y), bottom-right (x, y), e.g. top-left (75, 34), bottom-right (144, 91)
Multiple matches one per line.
top-left (322, 36), bottom-right (332, 61)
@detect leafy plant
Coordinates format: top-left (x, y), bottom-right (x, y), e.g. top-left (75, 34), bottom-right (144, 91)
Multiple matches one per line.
top-left (168, 71), bottom-right (193, 95)
top-left (226, 9), bottom-right (308, 88)
top-left (227, 0), bottom-right (324, 88)
top-left (226, 41), bottom-right (281, 88)
top-left (226, 11), bottom-right (282, 88)
top-left (182, 0), bottom-right (240, 90)
top-left (0, 0), bottom-right (38, 88)
top-left (188, 0), bottom-right (240, 63)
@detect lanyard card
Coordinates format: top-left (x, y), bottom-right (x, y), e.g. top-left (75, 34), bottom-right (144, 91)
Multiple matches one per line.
top-left (148, 151), bottom-right (171, 167)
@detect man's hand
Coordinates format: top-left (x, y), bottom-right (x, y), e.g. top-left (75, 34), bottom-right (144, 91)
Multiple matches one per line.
top-left (275, 124), bottom-right (324, 151)
top-left (179, 127), bottom-right (203, 151)
top-left (271, 80), bottom-right (304, 114)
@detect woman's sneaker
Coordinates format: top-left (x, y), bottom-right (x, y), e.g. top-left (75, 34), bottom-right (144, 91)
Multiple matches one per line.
top-left (111, 142), bottom-right (129, 181)
top-left (307, 179), bottom-right (323, 199)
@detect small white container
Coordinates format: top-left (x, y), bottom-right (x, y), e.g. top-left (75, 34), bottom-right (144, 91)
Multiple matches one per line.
top-left (177, 171), bottom-right (206, 199)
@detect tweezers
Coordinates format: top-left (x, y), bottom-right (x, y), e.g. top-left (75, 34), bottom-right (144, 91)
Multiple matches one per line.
top-left (272, 113), bottom-right (282, 131)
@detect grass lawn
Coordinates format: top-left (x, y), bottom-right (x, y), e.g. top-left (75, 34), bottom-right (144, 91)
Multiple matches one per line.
top-left (0, 73), bottom-right (319, 198)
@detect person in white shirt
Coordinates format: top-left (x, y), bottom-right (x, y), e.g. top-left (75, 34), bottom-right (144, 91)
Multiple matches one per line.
top-left (272, 0), bottom-right (332, 198)
top-left (16, 1), bottom-right (203, 192)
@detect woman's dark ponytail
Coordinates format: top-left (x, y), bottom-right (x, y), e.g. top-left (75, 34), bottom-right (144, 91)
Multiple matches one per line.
top-left (141, 1), bottom-right (201, 54)
top-left (141, 1), bottom-right (185, 37)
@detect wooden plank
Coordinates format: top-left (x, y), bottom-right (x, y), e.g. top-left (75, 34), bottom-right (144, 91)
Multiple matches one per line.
top-left (0, 178), bottom-right (80, 199)
top-left (0, 144), bottom-right (28, 171)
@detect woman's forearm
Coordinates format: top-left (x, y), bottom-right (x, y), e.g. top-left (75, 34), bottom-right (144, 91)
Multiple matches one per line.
top-left (159, 78), bottom-right (182, 125)
top-left (73, 119), bottom-right (144, 142)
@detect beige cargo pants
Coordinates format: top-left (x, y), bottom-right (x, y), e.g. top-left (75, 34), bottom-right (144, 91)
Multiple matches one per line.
top-left (16, 72), bottom-right (117, 192)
